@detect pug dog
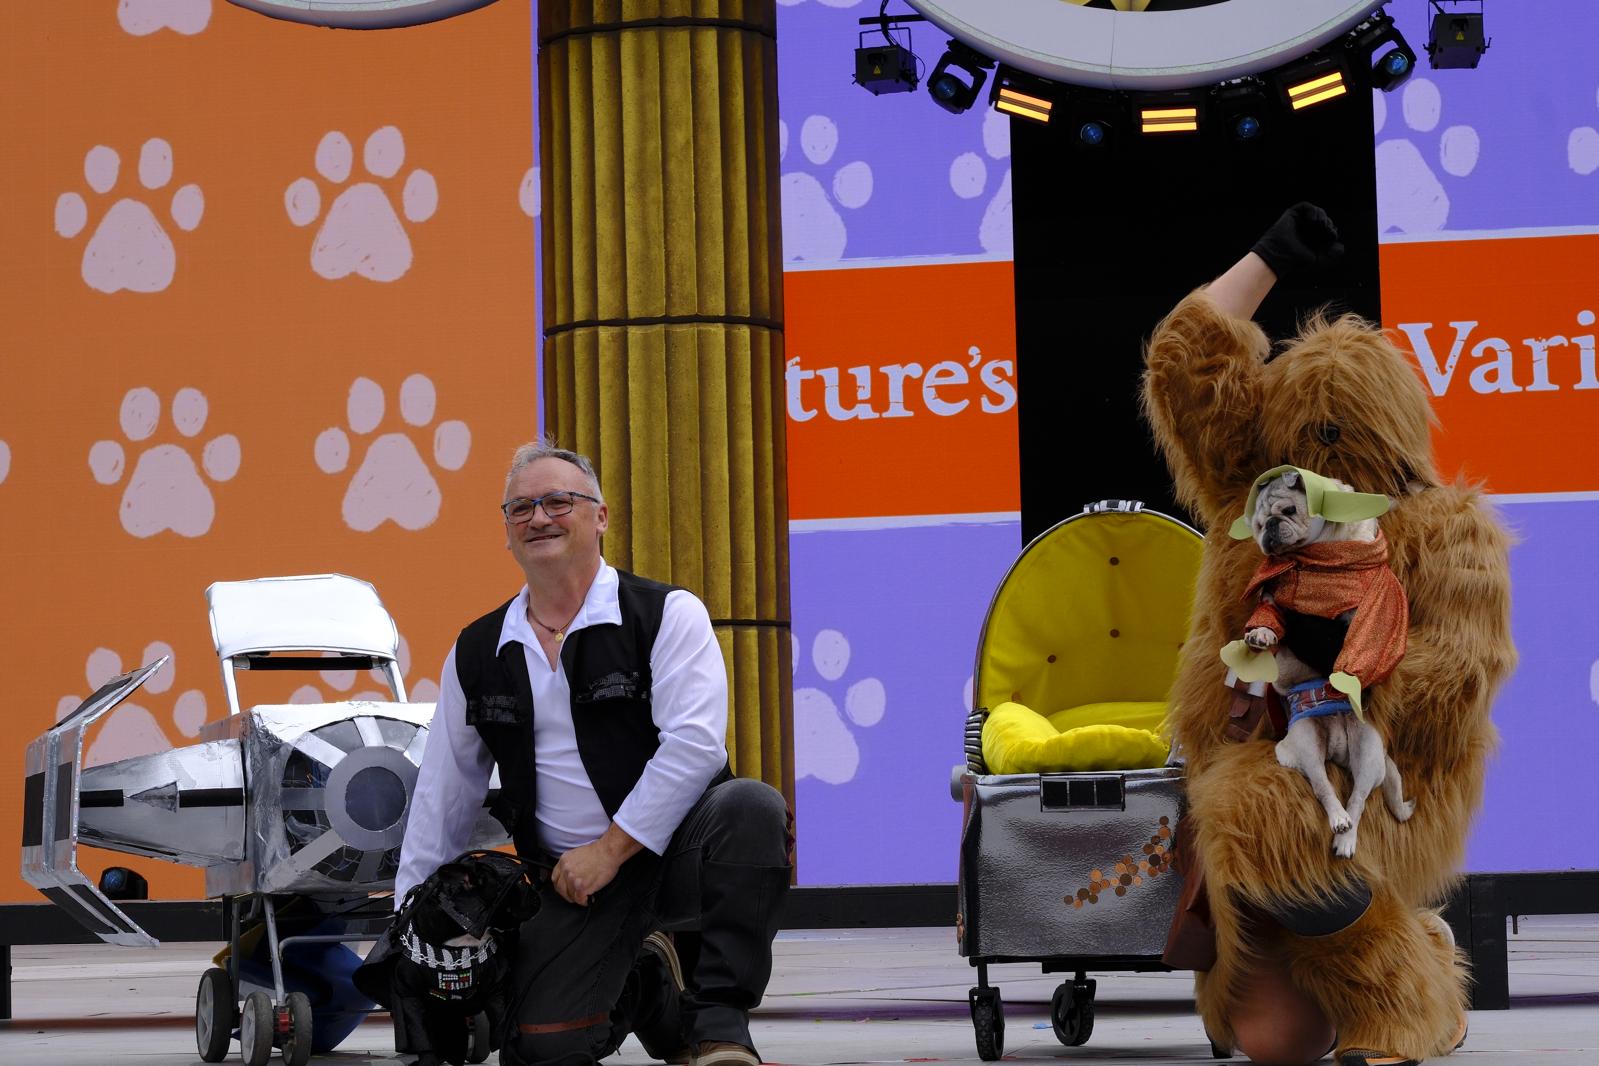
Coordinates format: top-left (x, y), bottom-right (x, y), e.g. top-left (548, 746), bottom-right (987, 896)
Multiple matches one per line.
top-left (1240, 468), bottom-right (1415, 858)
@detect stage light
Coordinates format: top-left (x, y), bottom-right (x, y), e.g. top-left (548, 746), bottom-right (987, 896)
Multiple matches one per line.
top-left (100, 865), bottom-right (149, 901)
top-left (1078, 121), bottom-right (1109, 147)
top-left (927, 40), bottom-right (993, 115)
top-left (854, 20), bottom-right (919, 95)
top-left (1427, 0), bottom-right (1489, 69)
top-left (855, 42), bottom-right (918, 95)
top-left (1278, 55), bottom-right (1350, 111)
top-left (1140, 103), bottom-right (1199, 135)
top-left (1213, 78), bottom-right (1269, 143)
top-left (1345, 12), bottom-right (1417, 92)
top-left (991, 70), bottom-right (1053, 124)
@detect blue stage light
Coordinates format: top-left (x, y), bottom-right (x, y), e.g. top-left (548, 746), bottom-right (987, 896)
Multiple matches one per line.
top-left (1078, 122), bottom-right (1107, 147)
top-left (1235, 115), bottom-right (1262, 140)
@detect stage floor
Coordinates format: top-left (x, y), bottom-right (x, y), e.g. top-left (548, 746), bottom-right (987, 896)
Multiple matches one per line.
top-left (3, 917), bottom-right (1594, 1064)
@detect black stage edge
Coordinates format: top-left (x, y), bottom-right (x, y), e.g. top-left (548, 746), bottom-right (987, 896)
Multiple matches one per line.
top-left (1010, 91), bottom-right (1381, 540)
top-left (5, 874), bottom-right (1596, 1019)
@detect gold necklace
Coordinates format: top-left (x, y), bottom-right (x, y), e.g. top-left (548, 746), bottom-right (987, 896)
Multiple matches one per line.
top-left (528, 601), bottom-right (581, 642)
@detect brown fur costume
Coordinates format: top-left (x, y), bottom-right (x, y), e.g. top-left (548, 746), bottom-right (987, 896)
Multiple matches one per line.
top-left (1142, 290), bottom-right (1515, 1059)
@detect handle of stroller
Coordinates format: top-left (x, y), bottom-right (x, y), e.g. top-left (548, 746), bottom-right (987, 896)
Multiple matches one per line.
top-left (1082, 500), bottom-right (1145, 514)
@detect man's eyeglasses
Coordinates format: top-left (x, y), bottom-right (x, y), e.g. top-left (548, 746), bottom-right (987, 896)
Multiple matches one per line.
top-left (501, 491), bottom-right (601, 523)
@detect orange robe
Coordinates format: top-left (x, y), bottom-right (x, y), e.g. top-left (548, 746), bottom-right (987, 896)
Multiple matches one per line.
top-left (1242, 532), bottom-right (1408, 689)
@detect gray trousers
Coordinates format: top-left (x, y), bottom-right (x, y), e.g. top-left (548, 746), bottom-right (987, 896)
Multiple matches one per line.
top-left (500, 778), bottom-right (792, 1066)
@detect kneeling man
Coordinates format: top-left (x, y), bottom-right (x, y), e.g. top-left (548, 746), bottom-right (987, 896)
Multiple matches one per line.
top-left (397, 441), bottom-right (792, 1066)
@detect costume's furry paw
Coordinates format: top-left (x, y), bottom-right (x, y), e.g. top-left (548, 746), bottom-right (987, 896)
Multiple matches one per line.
top-left (1393, 797), bottom-right (1417, 823)
top-left (1333, 828), bottom-right (1358, 858)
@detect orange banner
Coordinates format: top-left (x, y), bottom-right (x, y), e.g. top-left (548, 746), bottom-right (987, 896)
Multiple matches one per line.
top-left (1381, 233), bottom-right (1599, 494)
top-left (783, 260), bottom-right (1020, 521)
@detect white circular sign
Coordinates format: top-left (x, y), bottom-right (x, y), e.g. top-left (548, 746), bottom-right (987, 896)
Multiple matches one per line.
top-left (227, 0), bottom-right (498, 30)
top-left (905, 0), bottom-right (1387, 91)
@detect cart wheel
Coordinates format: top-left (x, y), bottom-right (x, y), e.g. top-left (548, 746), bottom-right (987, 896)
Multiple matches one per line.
top-left (281, 992), bottom-right (314, 1066)
top-left (968, 987), bottom-right (1004, 1061)
top-left (195, 967), bottom-right (234, 1062)
top-left (237, 991), bottom-right (274, 1066)
top-left (1050, 979), bottom-right (1096, 1047)
top-left (466, 1011), bottom-right (493, 1064)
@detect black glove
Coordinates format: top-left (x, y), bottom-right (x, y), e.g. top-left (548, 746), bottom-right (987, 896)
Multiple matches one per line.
top-left (1250, 202), bottom-right (1344, 280)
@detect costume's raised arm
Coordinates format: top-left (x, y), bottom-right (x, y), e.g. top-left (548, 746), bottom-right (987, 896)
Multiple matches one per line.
top-left (1141, 287), bottom-right (1271, 521)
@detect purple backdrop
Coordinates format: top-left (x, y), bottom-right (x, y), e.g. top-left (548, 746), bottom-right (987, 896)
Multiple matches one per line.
top-left (773, 1), bottom-right (1599, 883)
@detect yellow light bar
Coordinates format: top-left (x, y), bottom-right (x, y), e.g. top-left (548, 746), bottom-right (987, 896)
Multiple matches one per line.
top-left (1287, 71), bottom-right (1347, 109)
top-left (996, 87), bottom-right (1052, 123)
top-left (1140, 106), bottom-right (1198, 133)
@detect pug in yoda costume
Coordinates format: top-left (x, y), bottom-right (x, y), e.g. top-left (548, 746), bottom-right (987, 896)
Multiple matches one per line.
top-left (1223, 465), bottom-right (1415, 860)
top-left (1142, 204), bottom-right (1514, 1066)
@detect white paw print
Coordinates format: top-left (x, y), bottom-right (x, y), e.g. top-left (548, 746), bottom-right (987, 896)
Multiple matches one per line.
top-left (285, 128), bottom-right (438, 282)
top-left (519, 166), bottom-right (540, 218)
top-left (780, 115), bottom-right (874, 262)
top-left (55, 140), bottom-right (204, 294)
top-left (793, 629), bottom-right (886, 785)
top-left (315, 374), bottom-right (470, 532)
top-left (118, 0), bottom-right (211, 35)
top-left (89, 387), bottom-right (241, 538)
top-left (289, 634), bottom-right (440, 705)
top-left (1374, 79), bottom-right (1480, 234)
top-left (60, 644), bottom-right (209, 767)
top-left (1566, 85), bottom-right (1599, 176)
top-left (948, 109), bottom-right (1013, 255)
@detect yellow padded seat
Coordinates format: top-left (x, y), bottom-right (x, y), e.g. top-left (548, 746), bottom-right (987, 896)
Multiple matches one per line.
top-left (982, 700), bottom-right (1170, 774)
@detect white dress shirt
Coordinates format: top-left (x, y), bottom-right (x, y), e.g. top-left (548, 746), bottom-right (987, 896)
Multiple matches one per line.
top-left (395, 562), bottom-right (729, 904)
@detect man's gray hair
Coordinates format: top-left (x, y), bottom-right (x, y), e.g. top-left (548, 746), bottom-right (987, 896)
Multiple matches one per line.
top-left (504, 438), bottom-right (605, 503)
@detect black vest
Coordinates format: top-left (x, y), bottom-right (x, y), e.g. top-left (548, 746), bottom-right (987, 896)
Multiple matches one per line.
top-left (454, 570), bottom-right (725, 860)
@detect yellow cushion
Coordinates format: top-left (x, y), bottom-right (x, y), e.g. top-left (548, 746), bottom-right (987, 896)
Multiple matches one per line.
top-left (982, 701), bottom-right (1170, 774)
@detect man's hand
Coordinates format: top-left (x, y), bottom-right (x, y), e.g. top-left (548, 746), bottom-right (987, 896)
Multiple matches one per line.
top-left (1250, 202), bottom-right (1344, 280)
top-left (550, 823), bottom-right (644, 906)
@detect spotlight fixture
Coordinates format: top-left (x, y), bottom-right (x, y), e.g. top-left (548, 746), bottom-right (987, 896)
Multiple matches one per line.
top-left (991, 70), bottom-right (1053, 124)
top-left (1277, 55), bottom-right (1349, 111)
top-left (1345, 12), bottom-right (1416, 92)
top-left (99, 865), bottom-right (149, 901)
top-left (927, 39), bottom-right (994, 115)
top-left (1427, 0), bottom-right (1489, 69)
top-left (854, 25), bottom-right (919, 95)
top-left (1065, 92), bottom-right (1125, 150)
top-left (1140, 94), bottom-right (1202, 135)
top-left (1213, 78), bottom-right (1269, 142)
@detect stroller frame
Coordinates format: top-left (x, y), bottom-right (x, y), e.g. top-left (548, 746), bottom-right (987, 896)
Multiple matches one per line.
top-left (953, 501), bottom-right (1213, 1059)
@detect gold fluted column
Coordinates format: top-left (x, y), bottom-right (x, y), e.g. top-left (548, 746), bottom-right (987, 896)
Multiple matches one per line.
top-left (539, 1), bottom-right (792, 809)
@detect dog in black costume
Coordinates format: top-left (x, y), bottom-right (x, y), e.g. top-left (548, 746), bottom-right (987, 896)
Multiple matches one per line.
top-left (356, 850), bottom-right (541, 1066)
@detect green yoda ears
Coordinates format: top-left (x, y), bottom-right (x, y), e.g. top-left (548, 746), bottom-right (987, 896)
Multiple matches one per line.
top-left (1228, 465), bottom-right (1391, 541)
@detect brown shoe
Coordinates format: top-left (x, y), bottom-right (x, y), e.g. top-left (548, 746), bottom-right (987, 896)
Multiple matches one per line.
top-left (642, 930), bottom-right (685, 992)
top-left (689, 1041), bottom-right (761, 1066)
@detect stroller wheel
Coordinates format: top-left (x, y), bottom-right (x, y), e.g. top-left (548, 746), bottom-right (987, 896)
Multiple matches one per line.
top-left (281, 992), bottom-right (313, 1066)
top-left (968, 987), bottom-right (1004, 1061)
top-left (1050, 979), bottom-right (1096, 1047)
top-left (238, 991), bottom-right (274, 1066)
top-left (466, 1011), bottom-right (493, 1064)
top-left (194, 967), bottom-right (234, 1062)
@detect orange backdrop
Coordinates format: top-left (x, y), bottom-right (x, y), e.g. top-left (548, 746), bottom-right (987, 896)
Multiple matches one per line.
top-left (1380, 233), bottom-right (1599, 494)
top-left (0, 2), bottom-right (538, 902)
